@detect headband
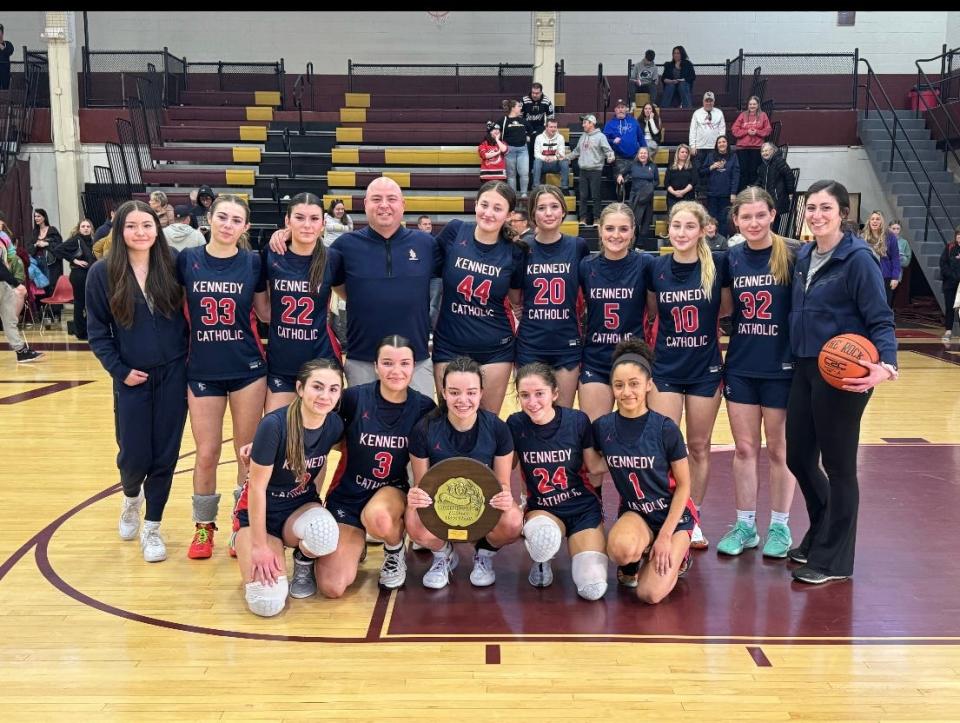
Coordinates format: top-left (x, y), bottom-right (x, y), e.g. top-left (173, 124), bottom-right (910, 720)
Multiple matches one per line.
top-left (611, 353), bottom-right (652, 377)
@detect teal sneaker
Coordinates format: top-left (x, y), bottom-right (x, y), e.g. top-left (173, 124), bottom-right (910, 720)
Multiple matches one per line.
top-left (762, 522), bottom-right (793, 558)
top-left (716, 521), bottom-right (760, 556)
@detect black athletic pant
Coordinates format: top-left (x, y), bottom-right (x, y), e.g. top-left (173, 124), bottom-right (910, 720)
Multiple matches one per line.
top-left (114, 359), bottom-right (188, 521)
top-left (786, 358), bottom-right (872, 577)
top-left (578, 169), bottom-right (603, 223)
top-left (69, 268), bottom-right (89, 338)
top-left (944, 284), bottom-right (958, 331)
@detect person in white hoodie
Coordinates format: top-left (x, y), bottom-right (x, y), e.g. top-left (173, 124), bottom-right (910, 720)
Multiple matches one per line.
top-left (163, 205), bottom-right (207, 252)
top-left (689, 91), bottom-right (726, 173)
top-left (532, 119), bottom-right (570, 192)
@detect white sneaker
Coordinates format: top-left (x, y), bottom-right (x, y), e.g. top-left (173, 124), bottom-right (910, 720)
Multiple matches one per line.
top-left (410, 539), bottom-right (425, 551)
top-left (422, 545), bottom-right (459, 589)
top-left (119, 491), bottom-right (144, 540)
top-left (943, 331), bottom-right (953, 344)
top-left (690, 523), bottom-right (709, 550)
top-left (470, 550), bottom-right (497, 587)
top-left (140, 521), bottom-right (167, 562)
top-left (528, 561), bottom-right (553, 588)
top-left (379, 548), bottom-right (407, 589)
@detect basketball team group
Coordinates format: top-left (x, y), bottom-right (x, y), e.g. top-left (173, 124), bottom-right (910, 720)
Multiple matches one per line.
top-left (85, 174), bottom-right (897, 617)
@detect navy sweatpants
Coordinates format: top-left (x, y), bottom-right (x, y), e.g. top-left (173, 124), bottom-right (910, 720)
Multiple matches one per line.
top-left (113, 359), bottom-right (188, 522)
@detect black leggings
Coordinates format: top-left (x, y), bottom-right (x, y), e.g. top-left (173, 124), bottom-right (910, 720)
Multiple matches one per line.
top-left (945, 285), bottom-right (958, 332)
top-left (785, 358), bottom-right (872, 576)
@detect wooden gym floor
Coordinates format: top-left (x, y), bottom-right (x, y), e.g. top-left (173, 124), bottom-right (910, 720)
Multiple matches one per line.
top-left (1, 323), bottom-right (959, 721)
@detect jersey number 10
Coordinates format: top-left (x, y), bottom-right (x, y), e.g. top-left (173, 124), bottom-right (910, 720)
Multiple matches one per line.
top-left (670, 305), bottom-right (699, 333)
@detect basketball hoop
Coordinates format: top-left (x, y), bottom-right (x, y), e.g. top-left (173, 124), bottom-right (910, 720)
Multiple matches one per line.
top-left (427, 11), bottom-right (449, 29)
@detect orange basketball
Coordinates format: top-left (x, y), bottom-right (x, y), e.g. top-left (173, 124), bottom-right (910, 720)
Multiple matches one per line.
top-left (818, 334), bottom-right (880, 390)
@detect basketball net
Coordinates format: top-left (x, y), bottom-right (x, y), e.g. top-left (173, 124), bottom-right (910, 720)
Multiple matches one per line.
top-left (427, 11), bottom-right (449, 29)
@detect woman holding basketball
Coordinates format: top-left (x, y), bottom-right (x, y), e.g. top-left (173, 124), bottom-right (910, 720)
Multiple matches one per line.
top-left (645, 200), bottom-right (731, 550)
top-left (406, 357), bottom-right (523, 590)
top-left (432, 181), bottom-right (526, 414)
top-left (516, 185), bottom-right (590, 407)
top-left (717, 187), bottom-right (799, 559)
top-left (786, 180), bottom-right (897, 584)
top-left (508, 362), bottom-right (608, 599)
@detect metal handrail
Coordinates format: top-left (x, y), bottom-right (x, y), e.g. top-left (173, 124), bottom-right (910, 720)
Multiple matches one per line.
top-left (596, 63), bottom-right (611, 123)
top-left (914, 47), bottom-right (960, 174)
top-left (282, 128), bottom-right (295, 179)
top-left (859, 57), bottom-right (954, 249)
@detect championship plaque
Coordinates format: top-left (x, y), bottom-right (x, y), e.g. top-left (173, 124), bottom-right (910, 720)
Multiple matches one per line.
top-left (416, 457), bottom-right (503, 543)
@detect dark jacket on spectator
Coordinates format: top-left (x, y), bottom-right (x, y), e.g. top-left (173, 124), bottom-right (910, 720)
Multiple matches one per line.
top-left (940, 242), bottom-right (960, 289)
top-left (59, 232), bottom-right (97, 273)
top-left (702, 151), bottom-right (740, 197)
top-left (664, 165), bottom-right (700, 201)
top-left (661, 59), bottom-right (696, 88)
top-left (756, 150), bottom-right (796, 212)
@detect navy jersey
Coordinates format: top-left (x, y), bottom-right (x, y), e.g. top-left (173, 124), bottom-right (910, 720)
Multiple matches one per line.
top-left (724, 242), bottom-right (794, 378)
top-left (646, 252), bottom-right (725, 385)
top-left (409, 409), bottom-right (514, 467)
top-left (593, 410), bottom-right (695, 528)
top-left (177, 246), bottom-right (266, 381)
top-left (517, 234), bottom-right (590, 356)
top-left (250, 406), bottom-right (344, 509)
top-left (579, 250), bottom-right (652, 378)
top-left (507, 407), bottom-right (599, 514)
top-left (328, 226), bottom-right (442, 362)
top-left (264, 246), bottom-right (339, 377)
top-left (328, 382), bottom-right (436, 500)
top-left (433, 219), bottom-right (525, 356)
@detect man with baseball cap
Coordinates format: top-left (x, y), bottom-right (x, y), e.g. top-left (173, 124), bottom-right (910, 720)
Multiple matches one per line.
top-left (689, 91), bottom-right (726, 172)
top-left (568, 114), bottom-right (615, 226)
top-left (163, 204), bottom-right (207, 252)
top-left (603, 98), bottom-right (646, 180)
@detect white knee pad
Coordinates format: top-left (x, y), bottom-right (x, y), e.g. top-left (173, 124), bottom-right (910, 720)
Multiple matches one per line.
top-left (572, 551), bottom-right (609, 601)
top-left (245, 576), bottom-right (289, 617)
top-left (292, 506), bottom-right (339, 557)
top-left (523, 515), bottom-right (563, 563)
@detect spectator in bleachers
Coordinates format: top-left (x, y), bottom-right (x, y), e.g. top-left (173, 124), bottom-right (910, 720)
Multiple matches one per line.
top-left (508, 209), bottom-right (535, 243)
top-left (689, 91), bottom-right (725, 171)
top-left (639, 102), bottom-right (663, 156)
top-left (630, 50), bottom-right (660, 106)
top-left (617, 146), bottom-right (657, 245)
top-left (190, 185), bottom-right (216, 233)
top-left (522, 82), bottom-right (554, 170)
top-left (731, 96), bottom-right (772, 193)
top-left (568, 114), bottom-right (615, 227)
top-left (417, 215), bottom-right (433, 234)
top-left (862, 210), bottom-right (901, 308)
top-left (163, 204), bottom-right (207, 252)
top-left (756, 142), bottom-right (796, 217)
top-left (478, 121), bottom-right (508, 183)
top-left (664, 144), bottom-right (699, 212)
top-left (890, 219), bottom-right (911, 301)
top-left (701, 135), bottom-right (739, 237)
top-left (322, 199), bottom-right (353, 248)
top-left (532, 118), bottom-right (569, 193)
top-left (661, 45), bottom-right (696, 109)
top-left (149, 191), bottom-right (176, 228)
top-left (0, 24), bottom-right (13, 91)
top-left (27, 208), bottom-right (63, 322)
top-left (418, 215), bottom-right (442, 331)
top-left (940, 228), bottom-right (960, 344)
top-left (704, 216), bottom-right (728, 251)
top-left (93, 209), bottom-right (115, 243)
top-left (604, 98), bottom-right (646, 181)
top-left (500, 101), bottom-right (533, 198)
top-left (58, 218), bottom-right (97, 340)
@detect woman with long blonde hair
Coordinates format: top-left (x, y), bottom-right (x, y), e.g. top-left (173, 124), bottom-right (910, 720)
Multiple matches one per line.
top-left (862, 210), bottom-right (901, 307)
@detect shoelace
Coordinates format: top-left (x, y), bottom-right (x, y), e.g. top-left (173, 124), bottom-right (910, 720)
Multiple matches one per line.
top-left (193, 526), bottom-right (212, 544)
top-left (142, 529), bottom-right (161, 546)
top-left (382, 553), bottom-right (402, 575)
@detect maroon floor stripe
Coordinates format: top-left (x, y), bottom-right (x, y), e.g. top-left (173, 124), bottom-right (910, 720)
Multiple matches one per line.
top-left (747, 646), bottom-right (772, 667)
top-left (365, 588), bottom-right (391, 641)
top-left (882, 437), bottom-right (929, 443)
top-left (0, 380), bottom-right (94, 404)
top-left (485, 644), bottom-right (500, 664)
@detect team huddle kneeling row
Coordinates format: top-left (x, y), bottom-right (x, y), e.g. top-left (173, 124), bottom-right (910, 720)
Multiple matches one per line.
top-left (86, 176), bottom-right (898, 617)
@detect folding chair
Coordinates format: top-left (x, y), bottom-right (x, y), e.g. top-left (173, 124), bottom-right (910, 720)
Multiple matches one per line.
top-left (39, 275), bottom-right (74, 337)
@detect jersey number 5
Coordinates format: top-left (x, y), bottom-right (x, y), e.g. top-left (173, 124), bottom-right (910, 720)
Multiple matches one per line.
top-left (533, 467), bottom-right (569, 495)
top-left (199, 297), bottom-right (236, 326)
top-left (604, 302), bottom-right (620, 330)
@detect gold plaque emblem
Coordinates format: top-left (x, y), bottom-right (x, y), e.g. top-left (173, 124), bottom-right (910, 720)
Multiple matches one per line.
top-left (433, 477), bottom-right (485, 528)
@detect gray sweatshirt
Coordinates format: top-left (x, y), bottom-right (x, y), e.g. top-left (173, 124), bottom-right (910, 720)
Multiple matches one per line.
top-left (163, 223), bottom-right (207, 252)
top-left (568, 129), bottom-right (615, 170)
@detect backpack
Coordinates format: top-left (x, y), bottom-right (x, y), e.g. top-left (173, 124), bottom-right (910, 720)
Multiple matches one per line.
top-left (29, 257), bottom-right (49, 289)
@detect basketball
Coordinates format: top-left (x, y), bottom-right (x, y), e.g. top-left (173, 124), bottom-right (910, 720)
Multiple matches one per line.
top-left (818, 333), bottom-right (879, 389)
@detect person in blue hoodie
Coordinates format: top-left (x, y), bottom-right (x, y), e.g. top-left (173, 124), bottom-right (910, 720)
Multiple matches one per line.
top-left (86, 199), bottom-right (189, 564)
top-left (701, 135), bottom-right (739, 236)
top-left (603, 98), bottom-right (646, 182)
top-left (786, 180), bottom-right (898, 585)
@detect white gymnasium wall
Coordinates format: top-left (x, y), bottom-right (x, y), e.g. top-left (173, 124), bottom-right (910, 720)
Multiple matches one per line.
top-left (21, 144), bottom-right (109, 230)
top-left (1, 11), bottom-right (951, 75)
top-left (790, 147), bottom-right (895, 224)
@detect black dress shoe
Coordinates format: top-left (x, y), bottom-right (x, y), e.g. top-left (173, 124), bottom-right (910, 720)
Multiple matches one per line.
top-left (787, 547), bottom-right (808, 564)
top-left (791, 566), bottom-right (849, 584)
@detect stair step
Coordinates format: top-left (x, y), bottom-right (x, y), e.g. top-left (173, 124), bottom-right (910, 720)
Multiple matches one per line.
top-left (866, 145), bottom-right (943, 163)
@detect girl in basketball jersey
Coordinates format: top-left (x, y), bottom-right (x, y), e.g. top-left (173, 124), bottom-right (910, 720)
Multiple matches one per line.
top-left (432, 181), bottom-right (526, 413)
top-left (177, 194), bottom-right (267, 559)
top-left (594, 340), bottom-right (696, 604)
top-left (516, 184), bottom-right (590, 406)
top-left (319, 335), bottom-right (436, 595)
top-left (579, 202), bottom-right (652, 425)
top-left (258, 193), bottom-right (340, 414)
top-left (406, 357), bottom-right (523, 589)
top-left (86, 200), bottom-right (188, 564)
top-left (645, 200), bottom-right (732, 550)
top-left (717, 187), bottom-right (798, 559)
top-left (786, 180), bottom-right (897, 584)
top-left (234, 359), bottom-right (344, 617)
top-left (508, 363), bottom-right (609, 599)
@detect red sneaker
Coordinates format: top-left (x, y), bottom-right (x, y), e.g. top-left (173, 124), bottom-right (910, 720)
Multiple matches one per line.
top-left (187, 522), bottom-right (217, 559)
top-left (229, 515), bottom-right (239, 558)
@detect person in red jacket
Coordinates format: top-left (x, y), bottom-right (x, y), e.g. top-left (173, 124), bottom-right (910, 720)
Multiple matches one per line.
top-left (731, 96), bottom-right (772, 193)
top-left (478, 121), bottom-right (508, 183)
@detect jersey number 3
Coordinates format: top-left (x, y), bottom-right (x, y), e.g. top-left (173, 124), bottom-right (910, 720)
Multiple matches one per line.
top-left (372, 452), bottom-right (393, 480)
